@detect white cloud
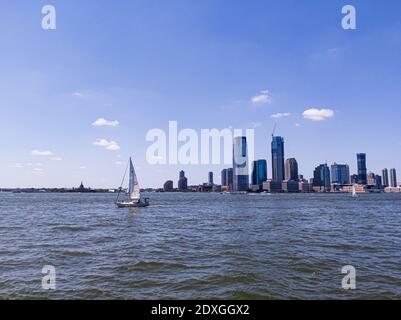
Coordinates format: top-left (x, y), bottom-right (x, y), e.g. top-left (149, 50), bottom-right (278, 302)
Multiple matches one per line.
top-left (73, 91), bottom-right (83, 98)
top-left (251, 90), bottom-right (272, 105)
top-left (115, 161), bottom-right (125, 166)
top-left (92, 118), bottom-right (119, 127)
top-left (50, 157), bottom-right (63, 161)
top-left (302, 108), bottom-right (334, 121)
top-left (33, 168), bottom-right (44, 174)
top-left (26, 163), bottom-right (44, 167)
top-left (271, 112), bottom-right (291, 119)
top-left (93, 139), bottom-right (120, 151)
top-left (31, 150), bottom-right (53, 156)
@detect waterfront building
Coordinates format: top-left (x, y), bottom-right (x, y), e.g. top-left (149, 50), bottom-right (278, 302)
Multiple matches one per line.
top-left (72, 182), bottom-right (94, 193)
top-left (163, 180), bottom-right (174, 192)
top-left (271, 136), bottom-right (285, 183)
top-left (351, 174), bottom-right (359, 184)
top-left (262, 180), bottom-right (282, 193)
top-left (233, 137), bottom-right (249, 191)
top-left (221, 169), bottom-right (227, 187)
top-left (341, 184), bottom-right (367, 193)
top-left (367, 171), bottom-right (376, 186)
top-left (299, 181), bottom-right (312, 193)
top-left (212, 185), bottom-right (222, 193)
top-left (357, 153), bottom-right (368, 185)
top-left (208, 172), bottom-right (214, 186)
top-left (226, 168), bottom-right (234, 191)
top-left (313, 164), bottom-right (331, 192)
top-left (331, 163), bottom-right (350, 185)
top-left (285, 158), bottom-right (299, 182)
top-left (384, 186), bottom-right (401, 193)
top-left (282, 180), bottom-right (299, 193)
top-left (390, 168), bottom-right (398, 188)
top-left (178, 170), bottom-right (188, 191)
top-left (251, 159), bottom-right (268, 188)
top-left (382, 168), bottom-right (389, 187)
top-left (375, 175), bottom-right (383, 189)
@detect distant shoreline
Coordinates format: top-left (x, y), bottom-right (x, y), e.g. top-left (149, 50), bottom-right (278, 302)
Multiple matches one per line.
top-left (1, 188), bottom-right (400, 194)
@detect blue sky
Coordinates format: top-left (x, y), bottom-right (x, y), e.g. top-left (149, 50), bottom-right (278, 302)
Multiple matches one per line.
top-left (0, 0), bottom-right (400, 188)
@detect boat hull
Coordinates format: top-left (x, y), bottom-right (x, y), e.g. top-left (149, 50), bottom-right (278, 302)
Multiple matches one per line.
top-left (116, 201), bottom-right (150, 208)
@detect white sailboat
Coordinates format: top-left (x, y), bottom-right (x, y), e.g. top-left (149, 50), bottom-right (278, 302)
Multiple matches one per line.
top-left (352, 185), bottom-right (357, 198)
top-left (116, 158), bottom-right (150, 208)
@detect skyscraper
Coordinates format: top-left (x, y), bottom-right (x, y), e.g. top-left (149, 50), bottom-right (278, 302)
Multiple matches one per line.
top-left (357, 153), bottom-right (367, 185)
top-left (251, 160), bottom-right (267, 186)
top-left (331, 163), bottom-right (350, 185)
top-left (271, 136), bottom-right (285, 182)
top-left (221, 169), bottom-right (227, 186)
top-left (226, 168), bottom-right (234, 191)
top-left (285, 158), bottom-right (299, 181)
top-left (367, 172), bottom-right (376, 186)
top-left (178, 170), bottom-right (188, 191)
top-left (313, 164), bottom-right (331, 191)
top-left (382, 168), bottom-right (389, 187)
top-left (208, 172), bottom-right (214, 186)
top-left (390, 168), bottom-right (397, 188)
top-left (375, 175), bottom-right (383, 189)
top-left (233, 136), bottom-right (249, 191)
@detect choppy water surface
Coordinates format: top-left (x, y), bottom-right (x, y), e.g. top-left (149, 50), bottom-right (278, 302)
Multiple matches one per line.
top-left (1, 192), bottom-right (401, 300)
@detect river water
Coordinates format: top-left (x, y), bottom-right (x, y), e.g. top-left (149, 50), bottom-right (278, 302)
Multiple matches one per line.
top-left (1, 192), bottom-right (401, 299)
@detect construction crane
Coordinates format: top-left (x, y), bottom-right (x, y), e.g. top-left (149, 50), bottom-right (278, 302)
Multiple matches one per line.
top-left (272, 122), bottom-right (277, 137)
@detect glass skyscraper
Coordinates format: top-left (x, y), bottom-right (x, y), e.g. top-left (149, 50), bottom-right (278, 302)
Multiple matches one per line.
top-left (208, 172), bottom-right (214, 185)
top-left (221, 169), bottom-right (227, 186)
top-left (227, 168), bottom-right (234, 191)
top-left (357, 153), bottom-right (367, 185)
top-left (251, 160), bottom-right (267, 186)
top-left (331, 163), bottom-right (350, 185)
top-left (313, 164), bottom-right (331, 191)
top-left (382, 168), bottom-right (389, 187)
top-left (390, 168), bottom-right (397, 188)
top-left (285, 158), bottom-right (299, 181)
top-left (233, 136), bottom-right (249, 191)
top-left (271, 136), bottom-right (285, 182)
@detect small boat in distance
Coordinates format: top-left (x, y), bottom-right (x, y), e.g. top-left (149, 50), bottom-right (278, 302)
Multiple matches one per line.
top-left (352, 185), bottom-right (358, 198)
top-left (116, 158), bottom-right (150, 208)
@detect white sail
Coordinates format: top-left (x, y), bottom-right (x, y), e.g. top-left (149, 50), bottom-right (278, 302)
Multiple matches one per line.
top-left (129, 158), bottom-right (141, 201)
top-left (352, 185), bottom-right (357, 197)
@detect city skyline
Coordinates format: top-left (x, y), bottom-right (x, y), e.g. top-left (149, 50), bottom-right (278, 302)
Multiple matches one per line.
top-left (1, 1), bottom-right (401, 188)
top-left (161, 133), bottom-right (398, 192)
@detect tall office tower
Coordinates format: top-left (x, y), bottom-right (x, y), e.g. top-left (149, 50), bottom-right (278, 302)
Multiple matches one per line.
top-left (375, 175), bottom-right (383, 189)
top-left (271, 136), bottom-right (285, 182)
top-left (178, 170), bottom-right (188, 191)
top-left (251, 160), bottom-right (268, 186)
top-left (233, 136), bottom-right (249, 191)
top-left (208, 172), bottom-right (214, 186)
top-left (313, 164), bottom-right (331, 191)
top-left (390, 168), bottom-right (397, 187)
top-left (382, 168), bottom-right (389, 187)
top-left (221, 169), bottom-right (227, 186)
top-left (285, 158), bottom-right (299, 181)
top-left (226, 168), bottom-right (234, 191)
top-left (357, 153), bottom-right (367, 185)
top-left (331, 163), bottom-right (350, 185)
top-left (367, 171), bottom-right (376, 186)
